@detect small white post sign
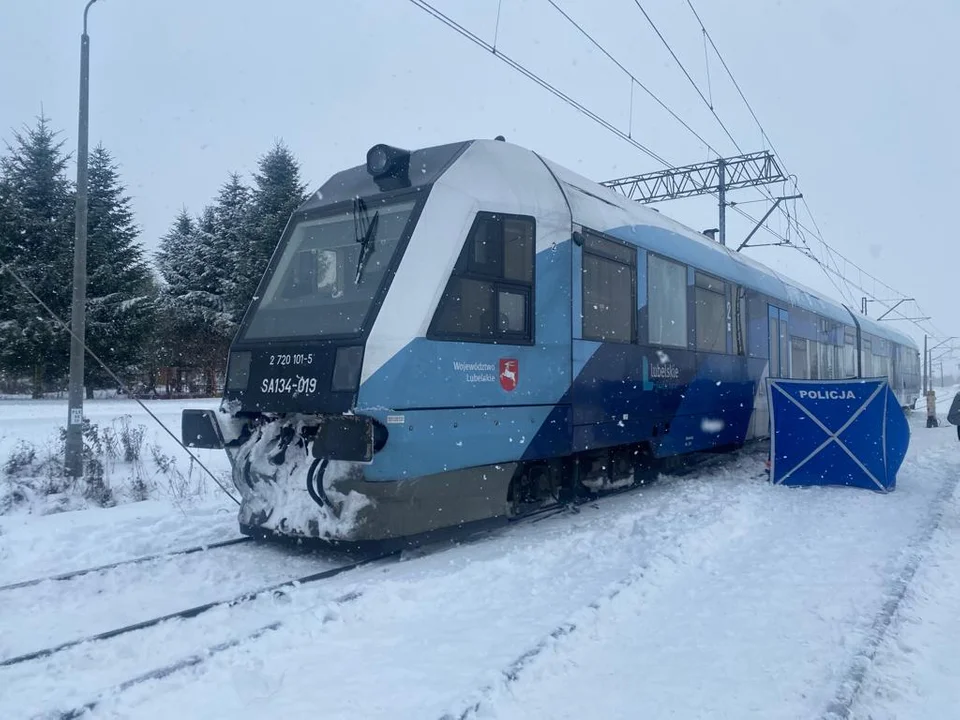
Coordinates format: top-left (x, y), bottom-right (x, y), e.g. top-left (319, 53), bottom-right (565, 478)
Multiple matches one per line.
top-left (70, 408), bottom-right (82, 425)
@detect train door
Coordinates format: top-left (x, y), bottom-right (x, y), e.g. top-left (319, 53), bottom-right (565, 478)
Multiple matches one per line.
top-left (768, 305), bottom-right (790, 378)
top-left (747, 304), bottom-right (789, 440)
top-left (747, 302), bottom-right (788, 440)
top-left (891, 346), bottom-right (901, 395)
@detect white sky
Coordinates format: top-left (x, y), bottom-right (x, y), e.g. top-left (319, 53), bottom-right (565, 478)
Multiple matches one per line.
top-left (2, 0), bottom-right (958, 357)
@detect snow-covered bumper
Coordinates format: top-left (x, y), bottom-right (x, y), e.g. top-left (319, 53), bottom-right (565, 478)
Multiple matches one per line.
top-left (217, 414), bottom-right (515, 543)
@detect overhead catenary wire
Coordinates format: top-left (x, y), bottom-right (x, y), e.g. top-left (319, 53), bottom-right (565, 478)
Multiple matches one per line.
top-left (632, 0), bottom-right (863, 306)
top-left (544, 0), bottom-right (826, 272)
top-left (630, 2), bottom-right (819, 242)
top-left (701, 26), bottom-right (714, 109)
top-left (408, 0), bottom-right (938, 340)
top-left (616, 1), bottom-right (868, 310)
top-left (544, 0), bottom-right (850, 306)
top-left (631, 0), bottom-right (744, 155)
top-left (682, 0), bottom-right (940, 336)
top-left (555, 0), bottom-right (845, 303)
top-left (639, 0), bottom-right (936, 334)
top-left (0, 258), bottom-right (241, 505)
top-left (493, 0), bottom-right (504, 51)
top-left (543, 0), bottom-right (718, 156)
top-left (684, 0), bottom-right (773, 150)
top-left (405, 0), bottom-right (669, 167)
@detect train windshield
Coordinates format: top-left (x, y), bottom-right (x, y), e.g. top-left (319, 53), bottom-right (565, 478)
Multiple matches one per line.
top-left (242, 197), bottom-right (418, 340)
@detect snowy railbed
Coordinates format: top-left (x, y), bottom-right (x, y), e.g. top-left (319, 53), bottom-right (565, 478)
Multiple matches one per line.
top-left (850, 447), bottom-right (960, 718)
top-left (1, 397), bottom-right (959, 718)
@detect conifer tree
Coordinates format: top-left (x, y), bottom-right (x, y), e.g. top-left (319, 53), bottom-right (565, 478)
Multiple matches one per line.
top-left (0, 115), bottom-right (74, 397)
top-left (235, 141), bottom-right (308, 313)
top-left (211, 172), bottom-right (254, 325)
top-left (155, 207), bottom-right (194, 293)
top-left (156, 203), bottom-right (234, 394)
top-left (152, 143), bottom-right (308, 393)
top-left (154, 210), bottom-right (198, 392)
top-left (83, 144), bottom-right (155, 396)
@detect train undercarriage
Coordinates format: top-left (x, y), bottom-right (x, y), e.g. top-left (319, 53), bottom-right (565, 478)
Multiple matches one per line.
top-left (203, 411), bottom-right (744, 547)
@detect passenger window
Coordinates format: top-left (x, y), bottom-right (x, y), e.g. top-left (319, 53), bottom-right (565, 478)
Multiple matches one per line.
top-left (648, 253), bottom-right (687, 347)
top-left (428, 212), bottom-right (535, 344)
top-left (862, 338), bottom-right (873, 377)
top-left (694, 271), bottom-right (727, 353)
top-left (582, 232), bottom-right (636, 343)
top-left (791, 337), bottom-right (809, 378)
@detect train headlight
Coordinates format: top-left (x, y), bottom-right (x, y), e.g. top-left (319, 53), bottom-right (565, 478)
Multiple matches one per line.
top-left (226, 351), bottom-right (251, 391)
top-left (365, 144), bottom-right (410, 180)
top-left (367, 145), bottom-right (390, 176)
top-left (332, 346), bottom-right (364, 392)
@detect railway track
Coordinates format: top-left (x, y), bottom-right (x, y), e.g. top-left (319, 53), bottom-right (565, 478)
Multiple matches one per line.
top-left (7, 445), bottom-right (764, 719)
top-left (0, 536), bottom-right (253, 594)
top-left (11, 444), bottom-right (753, 670)
top-left (54, 585), bottom-right (365, 720)
top-left (0, 549), bottom-right (396, 669)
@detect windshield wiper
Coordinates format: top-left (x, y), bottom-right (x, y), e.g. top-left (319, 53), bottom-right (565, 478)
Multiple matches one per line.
top-left (353, 198), bottom-right (380, 284)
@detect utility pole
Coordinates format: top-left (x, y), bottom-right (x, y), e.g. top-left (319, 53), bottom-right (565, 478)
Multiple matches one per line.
top-left (718, 158), bottom-right (726, 246)
top-left (66, 0), bottom-right (100, 477)
top-left (923, 335), bottom-right (928, 395)
top-left (923, 337), bottom-right (956, 427)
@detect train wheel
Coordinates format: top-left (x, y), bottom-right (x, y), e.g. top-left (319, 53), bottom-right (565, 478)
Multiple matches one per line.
top-left (506, 464), bottom-right (550, 519)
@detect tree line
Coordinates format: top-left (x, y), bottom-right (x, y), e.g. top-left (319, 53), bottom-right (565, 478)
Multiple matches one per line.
top-left (0, 114), bottom-right (308, 398)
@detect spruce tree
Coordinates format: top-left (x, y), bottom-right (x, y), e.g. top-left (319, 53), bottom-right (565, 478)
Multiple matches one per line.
top-left (191, 203), bottom-right (236, 333)
top-left (236, 141), bottom-right (308, 314)
top-left (211, 172), bottom-right (253, 325)
top-left (155, 207), bottom-right (194, 294)
top-left (0, 115), bottom-right (74, 397)
top-left (152, 144), bottom-right (307, 395)
top-left (135, 269), bottom-right (165, 396)
top-left (194, 201), bottom-right (238, 392)
top-left (155, 204), bottom-right (234, 394)
top-left (0, 168), bottom-right (18, 391)
top-left (154, 210), bottom-right (198, 393)
top-left (83, 144), bottom-right (155, 396)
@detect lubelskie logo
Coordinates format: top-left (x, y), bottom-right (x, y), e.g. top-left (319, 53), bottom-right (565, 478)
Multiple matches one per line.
top-left (500, 358), bottom-right (519, 391)
top-left (642, 356), bottom-right (681, 391)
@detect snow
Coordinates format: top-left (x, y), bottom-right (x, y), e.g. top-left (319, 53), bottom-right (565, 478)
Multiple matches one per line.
top-left (851, 488), bottom-right (960, 719)
top-left (230, 417), bottom-right (371, 539)
top-left (1, 394), bottom-right (960, 719)
top-left (0, 397), bottom-right (233, 514)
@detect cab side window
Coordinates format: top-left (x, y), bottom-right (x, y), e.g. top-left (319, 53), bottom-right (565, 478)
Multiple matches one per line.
top-left (428, 212), bottom-right (535, 344)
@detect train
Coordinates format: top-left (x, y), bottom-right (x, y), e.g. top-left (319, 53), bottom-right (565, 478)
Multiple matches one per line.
top-left (182, 137), bottom-right (922, 543)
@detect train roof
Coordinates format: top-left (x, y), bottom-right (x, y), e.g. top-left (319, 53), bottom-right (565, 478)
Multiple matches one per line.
top-left (304, 137), bottom-right (918, 352)
top-left (528, 145), bottom-right (918, 352)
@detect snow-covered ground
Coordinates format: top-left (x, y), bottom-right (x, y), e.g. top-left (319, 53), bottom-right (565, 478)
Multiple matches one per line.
top-left (0, 397), bottom-right (233, 521)
top-left (0, 398), bottom-right (239, 580)
top-left (0, 391), bottom-right (959, 719)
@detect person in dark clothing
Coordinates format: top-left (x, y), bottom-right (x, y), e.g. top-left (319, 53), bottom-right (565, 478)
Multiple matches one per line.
top-left (948, 391), bottom-right (960, 440)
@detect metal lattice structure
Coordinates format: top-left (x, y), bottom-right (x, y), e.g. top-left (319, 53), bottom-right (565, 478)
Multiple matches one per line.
top-left (601, 151), bottom-right (786, 203)
top-left (600, 151), bottom-right (789, 248)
